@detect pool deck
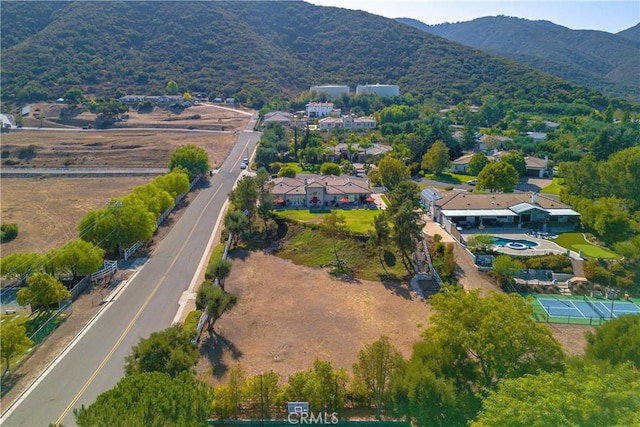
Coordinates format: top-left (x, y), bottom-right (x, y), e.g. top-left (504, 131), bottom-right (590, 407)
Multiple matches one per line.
top-left (462, 228), bottom-right (582, 259)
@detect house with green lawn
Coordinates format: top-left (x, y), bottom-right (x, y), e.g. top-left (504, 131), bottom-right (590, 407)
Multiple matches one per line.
top-left (271, 174), bottom-right (373, 208)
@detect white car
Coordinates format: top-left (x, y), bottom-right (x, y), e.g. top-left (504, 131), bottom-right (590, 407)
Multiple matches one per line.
top-left (240, 162), bottom-right (247, 170)
top-left (467, 179), bottom-right (478, 186)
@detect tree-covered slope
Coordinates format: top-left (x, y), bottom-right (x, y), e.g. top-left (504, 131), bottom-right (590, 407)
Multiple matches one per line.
top-left (397, 16), bottom-right (640, 102)
top-left (0, 1), bottom-right (622, 108)
top-left (617, 23), bottom-right (640, 43)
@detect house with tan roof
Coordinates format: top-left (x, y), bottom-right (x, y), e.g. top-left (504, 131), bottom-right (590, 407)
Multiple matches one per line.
top-left (424, 188), bottom-right (579, 233)
top-left (271, 174), bottom-right (372, 208)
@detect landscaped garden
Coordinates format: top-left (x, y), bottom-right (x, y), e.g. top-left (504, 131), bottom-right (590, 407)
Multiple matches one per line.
top-left (554, 232), bottom-right (618, 259)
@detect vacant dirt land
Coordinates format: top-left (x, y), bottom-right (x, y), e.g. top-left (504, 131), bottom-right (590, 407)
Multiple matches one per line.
top-left (0, 177), bottom-right (156, 256)
top-left (24, 101), bottom-right (252, 131)
top-left (198, 251), bottom-right (432, 385)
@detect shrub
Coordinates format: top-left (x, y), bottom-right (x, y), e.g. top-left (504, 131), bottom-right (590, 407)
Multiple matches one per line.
top-left (183, 309), bottom-right (203, 335)
top-left (0, 223), bottom-right (18, 242)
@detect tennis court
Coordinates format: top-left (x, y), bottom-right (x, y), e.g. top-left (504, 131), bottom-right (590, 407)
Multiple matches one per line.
top-left (534, 295), bottom-right (640, 325)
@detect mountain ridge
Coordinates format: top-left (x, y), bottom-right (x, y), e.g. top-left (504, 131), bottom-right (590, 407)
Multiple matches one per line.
top-left (396, 16), bottom-right (640, 102)
top-left (0, 2), bottom-right (630, 108)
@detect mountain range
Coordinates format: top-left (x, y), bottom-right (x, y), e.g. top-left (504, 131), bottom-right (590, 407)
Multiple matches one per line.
top-left (397, 16), bottom-right (640, 102)
top-left (0, 1), bottom-right (633, 108)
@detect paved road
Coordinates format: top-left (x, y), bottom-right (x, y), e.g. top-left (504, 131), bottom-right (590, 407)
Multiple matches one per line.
top-left (0, 114), bottom-right (260, 427)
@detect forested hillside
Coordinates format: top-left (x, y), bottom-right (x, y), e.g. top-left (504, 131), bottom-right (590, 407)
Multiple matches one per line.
top-left (617, 23), bottom-right (640, 43)
top-left (0, 1), bottom-right (624, 110)
top-left (398, 16), bottom-right (640, 102)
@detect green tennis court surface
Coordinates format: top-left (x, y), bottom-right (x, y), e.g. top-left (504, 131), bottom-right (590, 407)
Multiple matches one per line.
top-left (533, 295), bottom-right (640, 325)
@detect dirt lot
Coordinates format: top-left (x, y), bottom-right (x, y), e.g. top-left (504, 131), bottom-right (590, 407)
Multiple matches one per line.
top-left (198, 251), bottom-right (432, 385)
top-left (0, 177), bottom-right (156, 256)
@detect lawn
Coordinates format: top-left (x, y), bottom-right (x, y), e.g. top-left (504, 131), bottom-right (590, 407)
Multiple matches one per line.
top-left (276, 226), bottom-right (408, 282)
top-left (424, 172), bottom-right (477, 184)
top-left (540, 178), bottom-right (565, 195)
top-left (275, 208), bottom-right (382, 235)
top-left (554, 232), bottom-right (618, 259)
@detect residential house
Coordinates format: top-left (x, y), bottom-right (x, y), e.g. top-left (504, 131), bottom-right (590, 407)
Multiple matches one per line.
top-left (524, 155), bottom-right (550, 178)
top-left (271, 174), bottom-right (372, 208)
top-left (526, 131), bottom-right (547, 142)
top-left (318, 114), bottom-right (377, 131)
top-left (428, 189), bottom-right (580, 233)
top-left (450, 153), bottom-right (476, 173)
top-left (21, 105), bottom-right (31, 117)
top-left (263, 111), bottom-right (294, 127)
top-left (306, 102), bottom-right (334, 118)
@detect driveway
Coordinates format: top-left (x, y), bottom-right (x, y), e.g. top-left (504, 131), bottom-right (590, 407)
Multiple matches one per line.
top-left (421, 218), bottom-right (501, 295)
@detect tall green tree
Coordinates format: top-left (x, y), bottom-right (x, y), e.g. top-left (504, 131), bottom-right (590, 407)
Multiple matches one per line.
top-left (56, 240), bottom-right (105, 278)
top-left (467, 153), bottom-right (489, 176)
top-left (378, 156), bottom-right (409, 190)
top-left (393, 288), bottom-right (565, 425)
top-left (74, 371), bottom-right (213, 427)
top-left (368, 211), bottom-right (392, 271)
top-left (124, 324), bottom-right (199, 377)
top-left (165, 80), bottom-right (179, 95)
top-left (242, 371), bottom-right (280, 420)
top-left (500, 152), bottom-right (527, 177)
top-left (427, 289), bottom-right (564, 389)
top-left (229, 176), bottom-right (259, 231)
top-left (17, 272), bottom-right (71, 311)
top-left (352, 336), bottom-right (404, 420)
top-left (153, 169), bottom-right (190, 199)
top-left (200, 285), bottom-right (237, 333)
top-left (471, 362), bottom-right (640, 427)
top-left (130, 183), bottom-right (175, 219)
top-left (284, 359), bottom-right (349, 412)
top-left (421, 140), bottom-right (451, 175)
top-left (320, 162), bottom-right (341, 176)
top-left (168, 145), bottom-right (210, 178)
top-left (1, 323), bottom-right (34, 375)
top-left (585, 314), bottom-right (640, 368)
top-left (477, 161), bottom-right (519, 192)
top-left (0, 252), bottom-right (43, 281)
top-left (208, 258), bottom-right (232, 290)
top-left (318, 211), bottom-right (349, 265)
top-left (224, 209), bottom-right (250, 247)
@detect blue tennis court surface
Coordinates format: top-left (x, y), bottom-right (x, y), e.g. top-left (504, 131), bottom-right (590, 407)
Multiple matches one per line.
top-left (536, 297), bottom-right (640, 320)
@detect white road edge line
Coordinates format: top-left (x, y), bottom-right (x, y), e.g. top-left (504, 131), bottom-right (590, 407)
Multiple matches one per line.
top-left (172, 198), bottom-right (230, 324)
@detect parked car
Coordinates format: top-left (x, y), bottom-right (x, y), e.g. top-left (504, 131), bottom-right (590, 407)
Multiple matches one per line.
top-left (240, 162), bottom-right (247, 170)
top-left (467, 179), bottom-right (478, 186)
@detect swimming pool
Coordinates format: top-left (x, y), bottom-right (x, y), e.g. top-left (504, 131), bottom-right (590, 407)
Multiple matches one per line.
top-left (491, 236), bottom-right (539, 249)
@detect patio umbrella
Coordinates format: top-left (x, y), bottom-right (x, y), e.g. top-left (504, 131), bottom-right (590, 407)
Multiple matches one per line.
top-left (275, 198), bottom-right (285, 204)
top-left (340, 197), bottom-right (350, 203)
top-left (365, 196), bottom-right (375, 203)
